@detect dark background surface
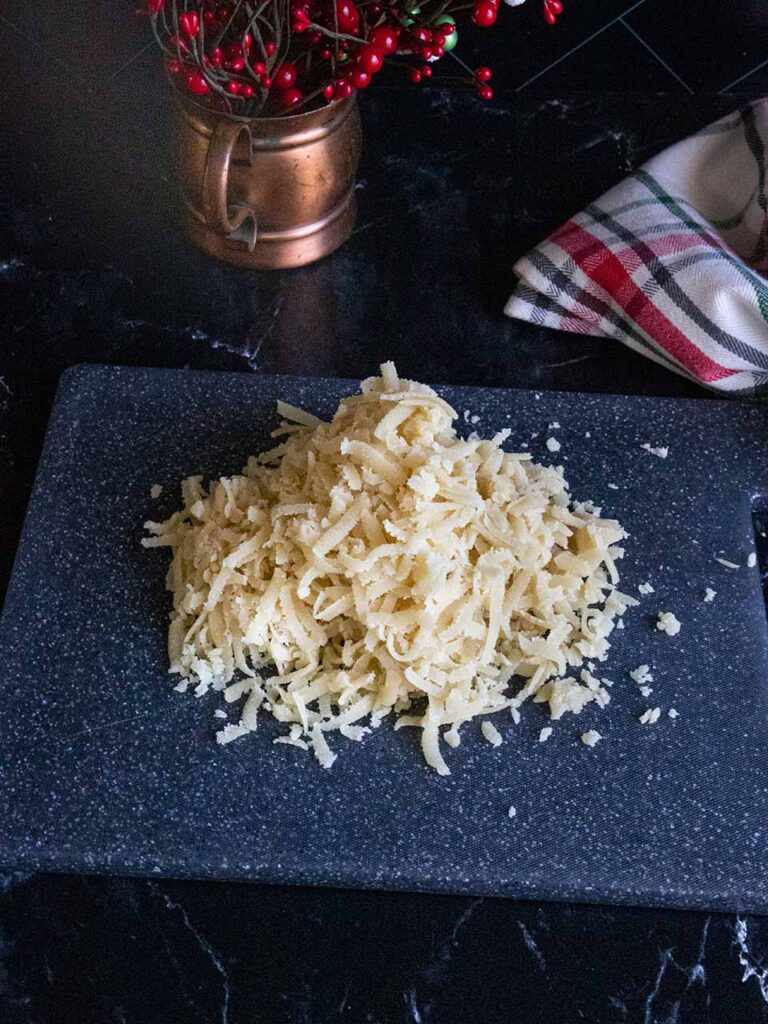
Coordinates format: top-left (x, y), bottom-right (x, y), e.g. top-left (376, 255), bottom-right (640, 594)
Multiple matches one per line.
top-left (2, 1), bottom-right (768, 1022)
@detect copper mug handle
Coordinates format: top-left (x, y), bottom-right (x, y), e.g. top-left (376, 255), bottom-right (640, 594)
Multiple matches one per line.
top-left (201, 120), bottom-right (258, 251)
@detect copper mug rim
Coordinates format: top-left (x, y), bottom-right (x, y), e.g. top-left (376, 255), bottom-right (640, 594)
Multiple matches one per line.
top-left (171, 81), bottom-right (356, 133)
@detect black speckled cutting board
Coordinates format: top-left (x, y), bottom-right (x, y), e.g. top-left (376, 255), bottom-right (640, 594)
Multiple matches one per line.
top-left (1, 365), bottom-right (767, 912)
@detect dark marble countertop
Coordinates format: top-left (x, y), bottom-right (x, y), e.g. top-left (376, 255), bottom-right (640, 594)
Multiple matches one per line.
top-left (3, 4), bottom-right (768, 1017)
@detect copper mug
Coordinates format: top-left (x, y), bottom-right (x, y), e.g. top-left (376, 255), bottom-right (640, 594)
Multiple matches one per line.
top-left (174, 94), bottom-right (362, 270)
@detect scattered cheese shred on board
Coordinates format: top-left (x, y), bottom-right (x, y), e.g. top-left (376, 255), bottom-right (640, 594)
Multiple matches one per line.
top-left (539, 726), bottom-right (553, 743)
top-left (144, 363), bottom-right (633, 773)
top-left (481, 721), bottom-right (503, 747)
top-left (747, 553), bottom-right (757, 568)
top-left (704, 588), bottom-right (716, 603)
top-left (580, 730), bottom-right (602, 747)
top-left (639, 707), bottom-right (662, 725)
top-left (656, 612), bottom-right (681, 636)
top-left (640, 443), bottom-right (669, 459)
top-left (715, 556), bottom-right (740, 570)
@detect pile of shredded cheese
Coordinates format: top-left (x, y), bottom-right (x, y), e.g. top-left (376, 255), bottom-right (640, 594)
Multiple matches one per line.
top-left (143, 363), bottom-right (635, 774)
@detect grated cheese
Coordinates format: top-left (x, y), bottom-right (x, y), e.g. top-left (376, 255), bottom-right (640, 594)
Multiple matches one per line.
top-left (656, 612), bottom-right (681, 636)
top-left (545, 437), bottom-right (561, 453)
top-left (539, 726), bottom-right (553, 742)
top-left (580, 730), bottom-right (602, 747)
top-left (640, 443), bottom-right (668, 459)
top-left (144, 364), bottom-right (632, 773)
top-left (704, 587), bottom-right (716, 603)
top-left (150, 484), bottom-right (163, 499)
top-left (638, 582), bottom-right (654, 595)
top-left (481, 721), bottom-right (503, 747)
top-left (639, 707), bottom-right (662, 725)
top-left (747, 553), bottom-right (757, 568)
top-left (629, 664), bottom-right (653, 685)
top-left (715, 556), bottom-right (740, 570)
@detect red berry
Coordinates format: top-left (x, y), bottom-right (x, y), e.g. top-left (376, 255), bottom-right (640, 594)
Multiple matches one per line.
top-left (323, 83), bottom-right (335, 100)
top-left (261, 75), bottom-right (272, 87)
top-left (202, 10), bottom-right (216, 29)
top-left (273, 63), bottom-right (298, 89)
top-left (251, 60), bottom-right (266, 75)
top-left (265, 41), bottom-right (276, 56)
top-left (472, 0), bottom-right (497, 26)
top-left (409, 68), bottom-right (422, 84)
top-left (166, 57), bottom-right (182, 73)
top-left (419, 46), bottom-right (433, 60)
top-left (440, 21), bottom-right (455, 35)
top-left (320, 48), bottom-right (332, 60)
top-left (309, 30), bottom-right (323, 44)
top-left (433, 44), bottom-right (444, 56)
top-left (349, 67), bottom-right (371, 88)
top-left (476, 83), bottom-right (493, 100)
top-left (421, 64), bottom-right (432, 77)
top-left (240, 84), bottom-right (254, 98)
top-left (179, 11), bottom-right (199, 38)
top-left (186, 71), bottom-right (210, 95)
top-left (230, 57), bottom-right (245, 71)
top-left (147, 0), bottom-right (164, 12)
top-left (474, 65), bottom-right (492, 82)
top-left (368, 26), bottom-right (397, 54)
top-left (355, 45), bottom-right (384, 74)
top-left (335, 0), bottom-right (360, 33)
top-left (335, 80), bottom-right (353, 99)
top-left (543, 6), bottom-right (556, 23)
top-left (225, 81), bottom-right (240, 94)
top-left (243, 32), bottom-right (252, 52)
top-left (279, 88), bottom-right (304, 108)
top-left (550, 0), bottom-right (563, 10)
top-left (212, 47), bottom-right (223, 67)
top-left (414, 27), bottom-right (430, 43)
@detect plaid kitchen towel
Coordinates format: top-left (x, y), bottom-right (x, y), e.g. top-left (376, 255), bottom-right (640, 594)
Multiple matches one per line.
top-left (505, 99), bottom-right (768, 395)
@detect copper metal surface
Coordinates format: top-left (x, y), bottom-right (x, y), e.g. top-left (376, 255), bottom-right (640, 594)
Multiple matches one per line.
top-left (175, 95), bottom-right (362, 269)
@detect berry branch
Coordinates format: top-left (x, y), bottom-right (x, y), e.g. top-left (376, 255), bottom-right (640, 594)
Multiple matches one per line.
top-left (142, 0), bottom-right (565, 117)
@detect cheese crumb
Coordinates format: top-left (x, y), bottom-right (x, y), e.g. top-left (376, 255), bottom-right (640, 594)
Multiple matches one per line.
top-left (639, 685), bottom-right (653, 697)
top-left (641, 443), bottom-right (669, 459)
top-left (481, 720), bottom-right (503, 747)
top-left (539, 726), bottom-right (553, 743)
top-left (715, 556), bottom-right (740, 570)
top-left (580, 730), bottom-right (602, 747)
top-left (216, 723), bottom-right (249, 745)
top-left (546, 437), bottom-right (561, 453)
top-left (548, 421), bottom-right (560, 430)
top-left (607, 483), bottom-right (619, 490)
top-left (639, 707), bottom-right (662, 725)
top-left (747, 552), bottom-right (757, 568)
top-left (629, 664), bottom-right (653, 685)
top-left (656, 612), bottom-right (681, 636)
top-left (508, 805), bottom-right (517, 818)
top-left (638, 582), bottom-right (654, 595)
top-left (213, 709), bottom-right (227, 719)
top-left (668, 708), bottom-right (679, 719)
top-left (704, 587), bottom-right (716, 603)
top-left (150, 484), bottom-right (163, 499)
